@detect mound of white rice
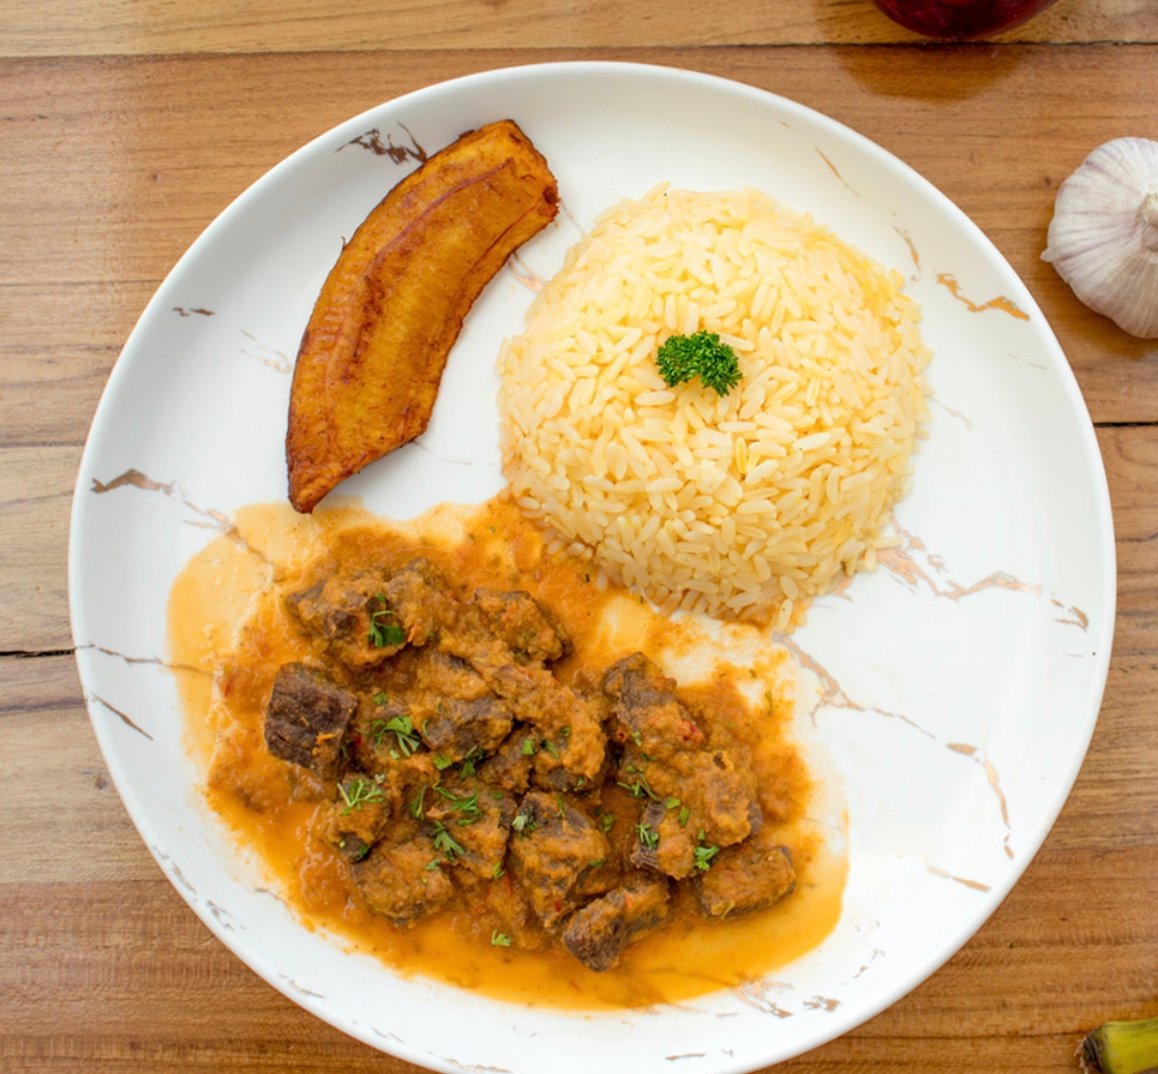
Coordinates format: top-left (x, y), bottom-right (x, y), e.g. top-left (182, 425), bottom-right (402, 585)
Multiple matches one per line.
top-left (497, 186), bottom-right (931, 628)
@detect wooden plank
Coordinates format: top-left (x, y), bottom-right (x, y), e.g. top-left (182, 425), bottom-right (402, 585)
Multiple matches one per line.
top-left (1, 47), bottom-right (1156, 449)
top-left (0, 0), bottom-right (1153, 57)
top-left (0, 445), bottom-right (78, 653)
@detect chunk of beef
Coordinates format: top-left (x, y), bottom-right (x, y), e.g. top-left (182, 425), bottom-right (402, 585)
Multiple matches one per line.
top-left (412, 650), bottom-right (490, 702)
top-left (693, 833), bottom-right (796, 919)
top-left (314, 771), bottom-right (391, 862)
top-left (477, 731), bottom-right (534, 795)
top-left (264, 662), bottom-right (356, 780)
top-left (345, 699), bottom-right (443, 826)
top-left (348, 691), bottom-right (417, 773)
top-left (285, 570), bottom-right (405, 668)
top-left (471, 588), bottom-right (571, 663)
top-left (561, 873), bottom-right (671, 972)
top-left (482, 664), bottom-right (606, 781)
top-left (530, 726), bottom-right (609, 795)
top-left (479, 871), bottom-right (544, 950)
top-left (603, 653), bottom-right (757, 850)
top-left (380, 558), bottom-right (461, 647)
top-left (351, 833), bottom-right (456, 926)
top-left (629, 799), bottom-right (697, 879)
top-left (507, 791), bottom-right (610, 929)
top-left (425, 778), bottom-right (516, 878)
top-left (602, 652), bottom-right (705, 754)
top-left (419, 696), bottom-right (515, 763)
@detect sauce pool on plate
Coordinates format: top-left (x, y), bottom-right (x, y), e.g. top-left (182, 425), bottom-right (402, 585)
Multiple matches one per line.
top-left (168, 494), bottom-right (846, 1008)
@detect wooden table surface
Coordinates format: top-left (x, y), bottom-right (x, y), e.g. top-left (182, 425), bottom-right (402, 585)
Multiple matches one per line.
top-left (2, 1), bottom-right (1156, 1071)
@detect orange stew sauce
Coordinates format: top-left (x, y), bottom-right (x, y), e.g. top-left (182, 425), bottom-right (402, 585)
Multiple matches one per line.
top-left (169, 494), bottom-right (845, 1009)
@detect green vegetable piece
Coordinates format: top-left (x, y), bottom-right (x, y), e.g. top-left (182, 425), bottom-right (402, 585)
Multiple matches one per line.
top-left (655, 330), bottom-right (741, 397)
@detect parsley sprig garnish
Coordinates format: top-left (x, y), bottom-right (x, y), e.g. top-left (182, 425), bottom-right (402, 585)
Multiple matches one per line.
top-left (371, 712), bottom-right (419, 756)
top-left (434, 785), bottom-right (483, 825)
top-left (693, 844), bottom-right (720, 871)
top-left (656, 330), bottom-right (741, 397)
top-left (431, 821), bottom-right (465, 862)
top-left (338, 776), bottom-right (385, 815)
top-left (367, 596), bottom-right (405, 649)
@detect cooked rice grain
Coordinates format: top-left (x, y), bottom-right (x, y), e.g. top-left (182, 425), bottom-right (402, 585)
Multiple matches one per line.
top-left (497, 186), bottom-right (931, 627)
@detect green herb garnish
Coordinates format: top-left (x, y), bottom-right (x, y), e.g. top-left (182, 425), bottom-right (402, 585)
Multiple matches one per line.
top-left (367, 597), bottom-right (405, 648)
top-left (434, 785), bottom-right (483, 824)
top-left (372, 713), bottom-right (419, 756)
top-left (616, 776), bottom-right (658, 801)
top-left (635, 822), bottom-right (660, 851)
top-left (460, 746), bottom-right (484, 778)
top-left (338, 777), bottom-right (385, 815)
top-left (408, 784), bottom-right (428, 819)
top-left (431, 822), bottom-right (465, 861)
top-left (655, 330), bottom-right (741, 397)
top-left (693, 844), bottom-right (720, 872)
top-left (491, 930), bottom-right (513, 948)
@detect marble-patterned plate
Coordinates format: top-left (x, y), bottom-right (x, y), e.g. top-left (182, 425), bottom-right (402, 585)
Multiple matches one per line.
top-left (69, 62), bottom-right (1115, 1074)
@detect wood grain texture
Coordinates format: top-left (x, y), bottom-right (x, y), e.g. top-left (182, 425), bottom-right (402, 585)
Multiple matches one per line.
top-left (2, 6), bottom-right (1156, 1071)
top-left (0, 0), bottom-right (1154, 56)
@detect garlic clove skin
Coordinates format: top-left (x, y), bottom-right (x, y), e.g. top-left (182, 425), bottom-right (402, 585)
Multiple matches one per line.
top-left (1042, 136), bottom-right (1158, 339)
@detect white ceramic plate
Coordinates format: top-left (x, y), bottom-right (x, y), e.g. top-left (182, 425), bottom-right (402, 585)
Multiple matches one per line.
top-left (70, 62), bottom-right (1115, 1073)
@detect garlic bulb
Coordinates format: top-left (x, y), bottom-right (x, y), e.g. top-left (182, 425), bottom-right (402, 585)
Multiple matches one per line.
top-left (1042, 137), bottom-right (1158, 339)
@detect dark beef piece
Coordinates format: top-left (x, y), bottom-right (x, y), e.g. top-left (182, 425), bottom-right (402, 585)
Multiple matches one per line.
top-left (602, 652), bottom-right (706, 753)
top-left (348, 692), bottom-right (416, 773)
top-left (412, 649), bottom-right (490, 701)
top-left (314, 771), bottom-right (391, 862)
top-left (285, 570), bottom-right (404, 669)
top-left (264, 662), bottom-right (356, 780)
top-left (530, 727), bottom-right (609, 795)
top-left (351, 833), bottom-right (455, 926)
top-left (471, 588), bottom-right (571, 663)
top-left (629, 799), bottom-right (697, 879)
top-left (603, 653), bottom-right (757, 850)
top-left (424, 778), bottom-right (516, 878)
top-left (561, 873), bottom-right (671, 972)
top-left (694, 833), bottom-right (796, 919)
top-left (380, 558), bottom-right (461, 647)
top-left (480, 871), bottom-right (545, 950)
top-left (507, 791), bottom-right (610, 929)
top-left (419, 696), bottom-right (515, 763)
top-left (477, 731), bottom-right (534, 795)
top-left (481, 664), bottom-right (606, 781)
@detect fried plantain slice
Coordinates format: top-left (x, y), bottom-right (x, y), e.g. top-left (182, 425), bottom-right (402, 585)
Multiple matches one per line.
top-left (286, 119), bottom-right (558, 513)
